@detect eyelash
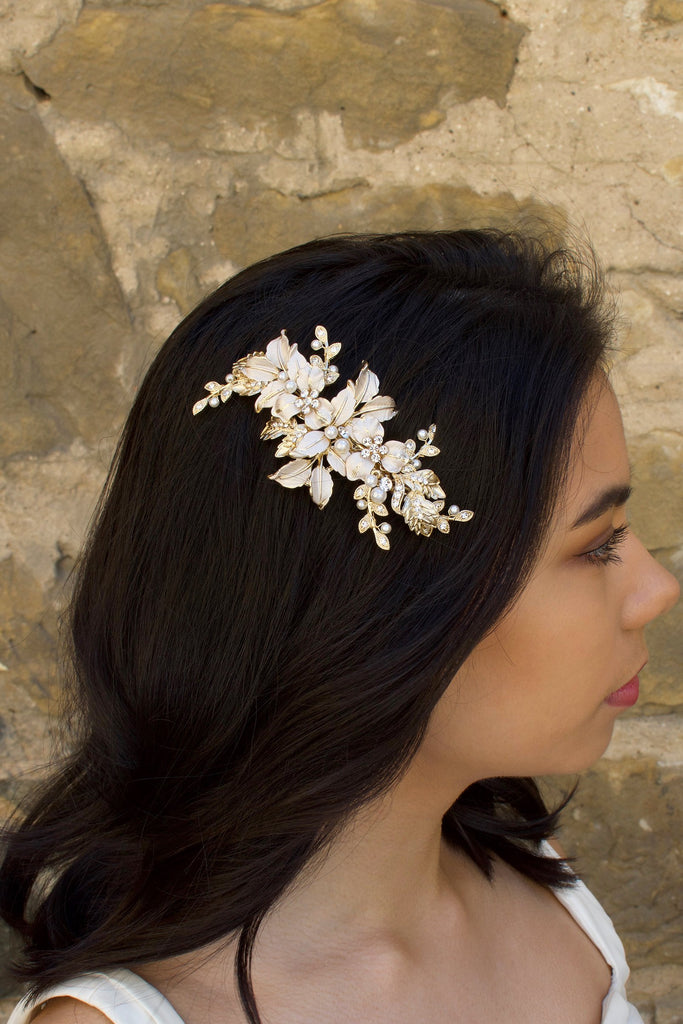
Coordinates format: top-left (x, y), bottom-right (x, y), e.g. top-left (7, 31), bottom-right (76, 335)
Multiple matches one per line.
top-left (582, 524), bottom-right (630, 567)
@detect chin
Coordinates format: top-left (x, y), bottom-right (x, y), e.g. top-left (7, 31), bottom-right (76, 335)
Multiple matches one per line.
top-left (544, 724), bottom-right (618, 776)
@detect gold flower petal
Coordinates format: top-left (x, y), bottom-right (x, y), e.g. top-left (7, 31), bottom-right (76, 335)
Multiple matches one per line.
top-left (268, 459), bottom-right (313, 488)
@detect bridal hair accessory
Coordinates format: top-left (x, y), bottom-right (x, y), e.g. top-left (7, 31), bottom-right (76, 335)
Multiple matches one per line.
top-left (192, 326), bottom-right (473, 550)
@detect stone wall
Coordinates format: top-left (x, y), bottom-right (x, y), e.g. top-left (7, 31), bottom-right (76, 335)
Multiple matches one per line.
top-left (0, 0), bottom-right (681, 1019)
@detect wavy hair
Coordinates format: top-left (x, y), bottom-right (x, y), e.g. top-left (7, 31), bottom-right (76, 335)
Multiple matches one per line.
top-left (1, 230), bottom-right (615, 1023)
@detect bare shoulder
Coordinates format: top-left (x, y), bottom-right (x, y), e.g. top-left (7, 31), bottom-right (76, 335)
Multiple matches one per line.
top-left (30, 997), bottom-right (113, 1024)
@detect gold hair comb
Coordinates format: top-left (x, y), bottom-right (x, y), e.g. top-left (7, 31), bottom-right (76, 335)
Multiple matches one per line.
top-left (193, 326), bottom-right (472, 550)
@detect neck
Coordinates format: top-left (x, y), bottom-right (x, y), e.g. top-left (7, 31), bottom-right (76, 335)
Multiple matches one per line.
top-left (136, 752), bottom-right (485, 1014)
top-left (256, 750), bottom-right (478, 962)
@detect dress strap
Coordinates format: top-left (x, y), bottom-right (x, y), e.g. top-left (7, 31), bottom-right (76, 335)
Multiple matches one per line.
top-left (7, 970), bottom-right (186, 1024)
top-left (540, 840), bottom-right (628, 981)
top-left (541, 842), bottom-right (645, 1024)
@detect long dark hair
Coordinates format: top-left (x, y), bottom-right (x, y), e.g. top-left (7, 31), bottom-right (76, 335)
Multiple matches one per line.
top-left (1, 230), bottom-right (614, 1023)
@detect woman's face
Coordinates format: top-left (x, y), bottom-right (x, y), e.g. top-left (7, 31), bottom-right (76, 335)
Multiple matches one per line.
top-left (422, 379), bottom-right (680, 783)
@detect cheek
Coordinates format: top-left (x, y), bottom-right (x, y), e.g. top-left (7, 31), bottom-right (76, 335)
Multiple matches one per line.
top-left (477, 569), bottom-right (618, 695)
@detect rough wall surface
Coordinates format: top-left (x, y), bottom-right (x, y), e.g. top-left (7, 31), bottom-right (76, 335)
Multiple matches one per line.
top-left (0, 0), bottom-right (681, 1019)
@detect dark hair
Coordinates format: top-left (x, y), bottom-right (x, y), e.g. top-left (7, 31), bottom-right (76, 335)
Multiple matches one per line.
top-left (1, 230), bottom-right (614, 1023)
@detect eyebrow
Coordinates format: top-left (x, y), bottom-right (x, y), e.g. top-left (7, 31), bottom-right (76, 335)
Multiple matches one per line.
top-left (571, 484), bottom-right (633, 530)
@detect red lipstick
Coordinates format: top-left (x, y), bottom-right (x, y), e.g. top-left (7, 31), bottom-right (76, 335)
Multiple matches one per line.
top-left (605, 675), bottom-right (640, 708)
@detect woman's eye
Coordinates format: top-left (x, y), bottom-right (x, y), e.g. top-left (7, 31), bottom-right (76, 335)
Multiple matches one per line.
top-left (582, 524), bottom-right (630, 567)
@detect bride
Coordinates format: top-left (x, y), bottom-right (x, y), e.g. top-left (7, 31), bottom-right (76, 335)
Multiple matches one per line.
top-left (2, 230), bottom-right (678, 1024)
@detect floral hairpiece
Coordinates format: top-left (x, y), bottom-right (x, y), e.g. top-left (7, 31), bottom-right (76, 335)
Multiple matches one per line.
top-left (192, 326), bottom-right (473, 550)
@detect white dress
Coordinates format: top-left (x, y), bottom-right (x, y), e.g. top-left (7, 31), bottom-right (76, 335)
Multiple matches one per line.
top-left (7, 869), bottom-right (644, 1024)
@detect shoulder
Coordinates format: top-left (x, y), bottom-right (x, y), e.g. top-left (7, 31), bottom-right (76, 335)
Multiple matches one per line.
top-left (29, 998), bottom-right (112, 1024)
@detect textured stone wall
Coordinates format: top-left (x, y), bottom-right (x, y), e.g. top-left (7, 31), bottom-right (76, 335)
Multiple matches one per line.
top-left (1, 0), bottom-right (682, 1019)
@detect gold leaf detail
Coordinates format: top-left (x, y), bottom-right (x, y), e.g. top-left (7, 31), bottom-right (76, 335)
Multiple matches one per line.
top-left (358, 514), bottom-right (373, 533)
top-left (373, 530), bottom-right (390, 550)
top-left (359, 395), bottom-right (396, 421)
top-left (327, 341), bottom-right (342, 359)
top-left (391, 476), bottom-right (405, 513)
top-left (407, 469), bottom-right (445, 501)
top-left (192, 398), bottom-right (208, 415)
top-left (353, 485), bottom-right (367, 500)
top-left (419, 444), bottom-right (440, 457)
top-left (402, 493), bottom-right (442, 535)
top-left (232, 376), bottom-right (262, 397)
top-left (274, 437), bottom-right (298, 458)
top-left (369, 503), bottom-right (388, 517)
top-left (239, 355), bottom-right (279, 383)
top-left (269, 459), bottom-right (313, 488)
top-left (425, 485), bottom-right (446, 501)
top-left (354, 364), bottom-right (379, 405)
top-left (310, 463), bottom-right (333, 508)
top-left (290, 431), bottom-right (329, 458)
top-left (260, 420), bottom-right (288, 441)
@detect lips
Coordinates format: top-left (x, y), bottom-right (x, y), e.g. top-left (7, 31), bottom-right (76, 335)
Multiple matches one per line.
top-left (605, 661), bottom-right (647, 708)
top-left (605, 676), bottom-right (639, 707)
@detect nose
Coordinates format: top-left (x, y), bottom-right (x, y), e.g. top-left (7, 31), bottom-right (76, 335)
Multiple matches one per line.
top-left (621, 533), bottom-right (680, 631)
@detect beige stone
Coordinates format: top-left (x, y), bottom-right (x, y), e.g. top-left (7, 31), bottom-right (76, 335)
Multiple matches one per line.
top-left (544, 756), bottom-right (683, 970)
top-left (0, 444), bottom-right (108, 720)
top-left (0, 671), bottom-right (51, 778)
top-left (609, 435), bottom-right (682, 713)
top-left (627, 438), bottom-right (682, 553)
top-left (0, 997), bottom-right (19, 1021)
top-left (155, 248), bottom-right (203, 315)
top-left (637, 595), bottom-right (683, 713)
top-left (0, 0), bottom-right (81, 74)
top-left (662, 155), bottom-right (683, 183)
top-left (0, 75), bottom-right (133, 458)
top-left (605, 716), bottom-right (683, 765)
top-left (212, 182), bottom-right (565, 266)
top-left (648, 0), bottom-right (683, 24)
top-left (631, 965), bottom-right (683, 1024)
top-left (24, 1), bottom-right (524, 151)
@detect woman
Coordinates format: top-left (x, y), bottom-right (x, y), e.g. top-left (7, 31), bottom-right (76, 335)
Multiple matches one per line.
top-left (1, 230), bottom-right (678, 1024)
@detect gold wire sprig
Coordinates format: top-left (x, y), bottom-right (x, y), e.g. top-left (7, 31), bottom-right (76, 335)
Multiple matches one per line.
top-left (352, 424), bottom-right (473, 549)
top-left (192, 326), bottom-right (473, 549)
